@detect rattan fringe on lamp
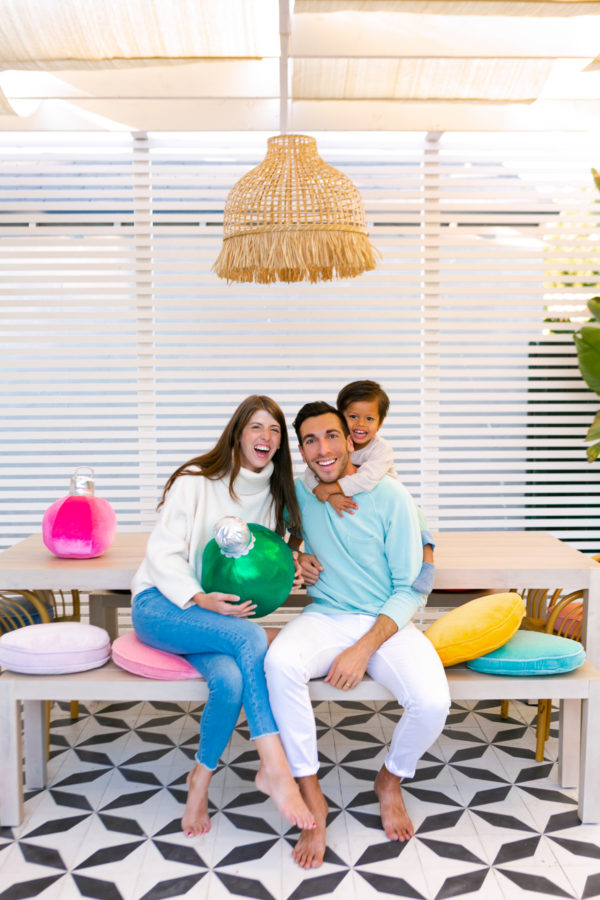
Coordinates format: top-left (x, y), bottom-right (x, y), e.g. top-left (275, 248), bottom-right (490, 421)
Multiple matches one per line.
top-left (212, 134), bottom-right (379, 284)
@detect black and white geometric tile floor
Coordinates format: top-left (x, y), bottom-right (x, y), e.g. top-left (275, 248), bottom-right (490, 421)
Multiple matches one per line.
top-left (2, 698), bottom-right (600, 900)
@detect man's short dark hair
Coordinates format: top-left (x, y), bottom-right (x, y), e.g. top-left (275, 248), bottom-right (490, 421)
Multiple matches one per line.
top-left (337, 380), bottom-right (390, 423)
top-left (293, 401), bottom-right (349, 443)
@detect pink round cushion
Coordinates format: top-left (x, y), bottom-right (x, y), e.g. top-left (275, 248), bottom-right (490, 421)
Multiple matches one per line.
top-left (0, 622), bottom-right (110, 674)
top-left (550, 601), bottom-right (583, 638)
top-left (112, 632), bottom-right (203, 680)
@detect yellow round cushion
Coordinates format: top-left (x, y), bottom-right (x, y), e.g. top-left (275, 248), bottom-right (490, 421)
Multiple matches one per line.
top-left (424, 592), bottom-right (525, 667)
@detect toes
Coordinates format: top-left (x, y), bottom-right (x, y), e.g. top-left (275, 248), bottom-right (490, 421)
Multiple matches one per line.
top-left (293, 846), bottom-right (316, 869)
top-left (384, 821), bottom-right (413, 841)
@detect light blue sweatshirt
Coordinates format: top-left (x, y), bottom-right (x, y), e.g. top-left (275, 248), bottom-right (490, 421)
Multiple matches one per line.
top-left (296, 475), bottom-right (423, 630)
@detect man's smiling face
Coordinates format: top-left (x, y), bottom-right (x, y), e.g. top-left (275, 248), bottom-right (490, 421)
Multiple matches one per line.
top-left (298, 412), bottom-right (353, 483)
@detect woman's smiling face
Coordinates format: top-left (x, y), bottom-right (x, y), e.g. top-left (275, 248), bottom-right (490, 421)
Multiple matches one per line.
top-left (239, 410), bottom-right (282, 472)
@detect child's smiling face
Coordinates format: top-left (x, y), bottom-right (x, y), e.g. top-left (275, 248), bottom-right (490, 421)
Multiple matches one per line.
top-left (342, 399), bottom-right (381, 449)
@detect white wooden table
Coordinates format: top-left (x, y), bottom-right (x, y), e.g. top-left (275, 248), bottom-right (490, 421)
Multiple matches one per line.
top-left (1, 530), bottom-right (599, 662)
top-left (1, 530), bottom-right (600, 826)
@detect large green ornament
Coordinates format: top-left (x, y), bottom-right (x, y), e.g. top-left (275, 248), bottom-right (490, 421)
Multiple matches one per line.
top-left (201, 516), bottom-right (295, 618)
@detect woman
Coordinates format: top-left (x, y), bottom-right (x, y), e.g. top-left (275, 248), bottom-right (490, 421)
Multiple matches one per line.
top-left (131, 395), bottom-right (314, 836)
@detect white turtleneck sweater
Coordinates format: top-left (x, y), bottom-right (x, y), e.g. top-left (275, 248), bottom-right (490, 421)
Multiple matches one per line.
top-left (131, 462), bottom-right (276, 609)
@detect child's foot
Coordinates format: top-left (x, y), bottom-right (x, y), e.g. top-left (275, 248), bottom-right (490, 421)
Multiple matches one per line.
top-left (181, 763), bottom-right (212, 836)
top-left (374, 765), bottom-right (414, 841)
top-left (255, 765), bottom-right (316, 831)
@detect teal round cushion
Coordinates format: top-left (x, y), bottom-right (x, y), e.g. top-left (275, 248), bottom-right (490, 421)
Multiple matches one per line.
top-left (466, 630), bottom-right (586, 675)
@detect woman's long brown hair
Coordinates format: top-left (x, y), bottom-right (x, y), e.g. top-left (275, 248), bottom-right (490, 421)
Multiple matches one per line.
top-left (158, 395), bottom-right (301, 537)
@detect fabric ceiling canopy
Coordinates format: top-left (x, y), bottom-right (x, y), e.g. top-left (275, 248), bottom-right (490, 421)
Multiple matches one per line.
top-left (297, 1), bottom-right (600, 12)
top-left (0, 0), bottom-right (597, 130)
top-left (0, 0), bottom-right (279, 67)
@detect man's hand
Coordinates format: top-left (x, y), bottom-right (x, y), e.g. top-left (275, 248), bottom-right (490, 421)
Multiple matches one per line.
top-left (191, 591), bottom-right (255, 617)
top-left (328, 492), bottom-right (358, 517)
top-left (292, 553), bottom-right (304, 589)
top-left (325, 615), bottom-right (399, 690)
top-left (325, 644), bottom-right (371, 690)
top-left (297, 552), bottom-right (323, 586)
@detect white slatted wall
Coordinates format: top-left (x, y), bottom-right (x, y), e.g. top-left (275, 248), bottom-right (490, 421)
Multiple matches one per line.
top-left (425, 134), bottom-right (600, 548)
top-left (0, 133), bottom-right (141, 547)
top-left (0, 131), bottom-right (598, 552)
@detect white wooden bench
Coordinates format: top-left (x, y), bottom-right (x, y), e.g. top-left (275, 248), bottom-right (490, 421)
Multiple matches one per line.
top-left (2, 642), bottom-right (599, 827)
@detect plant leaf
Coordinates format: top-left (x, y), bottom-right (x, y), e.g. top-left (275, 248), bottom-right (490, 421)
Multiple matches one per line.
top-left (593, 168), bottom-right (600, 192)
top-left (587, 440), bottom-right (600, 463)
top-left (588, 297), bottom-right (600, 322)
top-left (574, 325), bottom-right (600, 394)
top-left (586, 411), bottom-right (600, 442)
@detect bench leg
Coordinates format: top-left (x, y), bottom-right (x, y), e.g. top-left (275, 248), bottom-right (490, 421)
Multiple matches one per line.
top-left (0, 689), bottom-right (24, 826)
top-left (578, 681), bottom-right (600, 823)
top-left (24, 700), bottom-right (47, 790)
top-left (557, 699), bottom-right (580, 788)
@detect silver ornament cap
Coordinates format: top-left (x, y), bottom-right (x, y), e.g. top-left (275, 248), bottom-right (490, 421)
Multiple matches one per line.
top-left (213, 516), bottom-right (255, 558)
top-left (69, 466), bottom-right (96, 496)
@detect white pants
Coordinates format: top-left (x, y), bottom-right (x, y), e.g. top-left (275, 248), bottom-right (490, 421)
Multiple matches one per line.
top-left (265, 612), bottom-right (451, 779)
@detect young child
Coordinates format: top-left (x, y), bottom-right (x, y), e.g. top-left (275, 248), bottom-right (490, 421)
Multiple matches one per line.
top-left (303, 380), bottom-right (434, 595)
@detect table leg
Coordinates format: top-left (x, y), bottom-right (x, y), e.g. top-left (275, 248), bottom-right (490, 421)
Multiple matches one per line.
top-left (583, 567), bottom-right (600, 670)
top-left (0, 688), bottom-right (24, 826)
top-left (578, 680), bottom-right (600, 823)
top-left (23, 700), bottom-right (47, 790)
top-left (88, 592), bottom-right (123, 642)
top-left (557, 699), bottom-right (580, 788)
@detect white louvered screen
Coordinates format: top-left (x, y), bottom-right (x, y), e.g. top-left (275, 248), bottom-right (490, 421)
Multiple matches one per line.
top-left (423, 133), bottom-right (600, 551)
top-left (0, 133), bottom-right (142, 547)
top-left (147, 132), bottom-right (425, 510)
top-left (0, 131), bottom-right (599, 553)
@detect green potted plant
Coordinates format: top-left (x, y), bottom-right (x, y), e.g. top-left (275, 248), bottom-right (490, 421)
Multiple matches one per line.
top-left (571, 167), bottom-right (600, 461)
top-left (574, 295), bottom-right (600, 461)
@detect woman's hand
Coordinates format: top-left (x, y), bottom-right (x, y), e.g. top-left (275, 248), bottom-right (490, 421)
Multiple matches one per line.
top-left (191, 591), bottom-right (256, 617)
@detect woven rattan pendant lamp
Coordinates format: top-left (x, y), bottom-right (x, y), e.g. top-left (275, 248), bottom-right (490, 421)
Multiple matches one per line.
top-left (212, 133), bottom-right (380, 284)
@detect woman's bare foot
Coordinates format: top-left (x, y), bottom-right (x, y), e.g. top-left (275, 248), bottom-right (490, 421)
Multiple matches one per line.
top-left (181, 763), bottom-right (212, 837)
top-left (292, 776), bottom-right (328, 869)
top-left (374, 764), bottom-right (414, 841)
top-left (254, 734), bottom-right (316, 830)
top-left (255, 764), bottom-right (315, 830)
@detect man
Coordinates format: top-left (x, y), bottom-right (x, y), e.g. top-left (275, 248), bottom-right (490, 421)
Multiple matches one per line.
top-left (265, 401), bottom-right (450, 869)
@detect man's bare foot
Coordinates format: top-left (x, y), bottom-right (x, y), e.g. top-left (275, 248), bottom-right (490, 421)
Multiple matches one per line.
top-left (374, 764), bottom-right (414, 841)
top-left (181, 763), bottom-right (212, 837)
top-left (255, 764), bottom-right (316, 830)
top-left (292, 776), bottom-right (328, 869)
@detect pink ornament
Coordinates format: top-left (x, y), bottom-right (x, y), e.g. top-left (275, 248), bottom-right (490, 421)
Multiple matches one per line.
top-left (42, 466), bottom-right (117, 559)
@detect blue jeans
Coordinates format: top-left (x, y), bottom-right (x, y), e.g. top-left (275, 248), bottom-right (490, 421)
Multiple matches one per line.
top-left (132, 587), bottom-right (278, 770)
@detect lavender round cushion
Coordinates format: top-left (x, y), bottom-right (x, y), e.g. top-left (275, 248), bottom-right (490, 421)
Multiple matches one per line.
top-left (0, 622), bottom-right (110, 674)
top-left (112, 631), bottom-right (202, 680)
